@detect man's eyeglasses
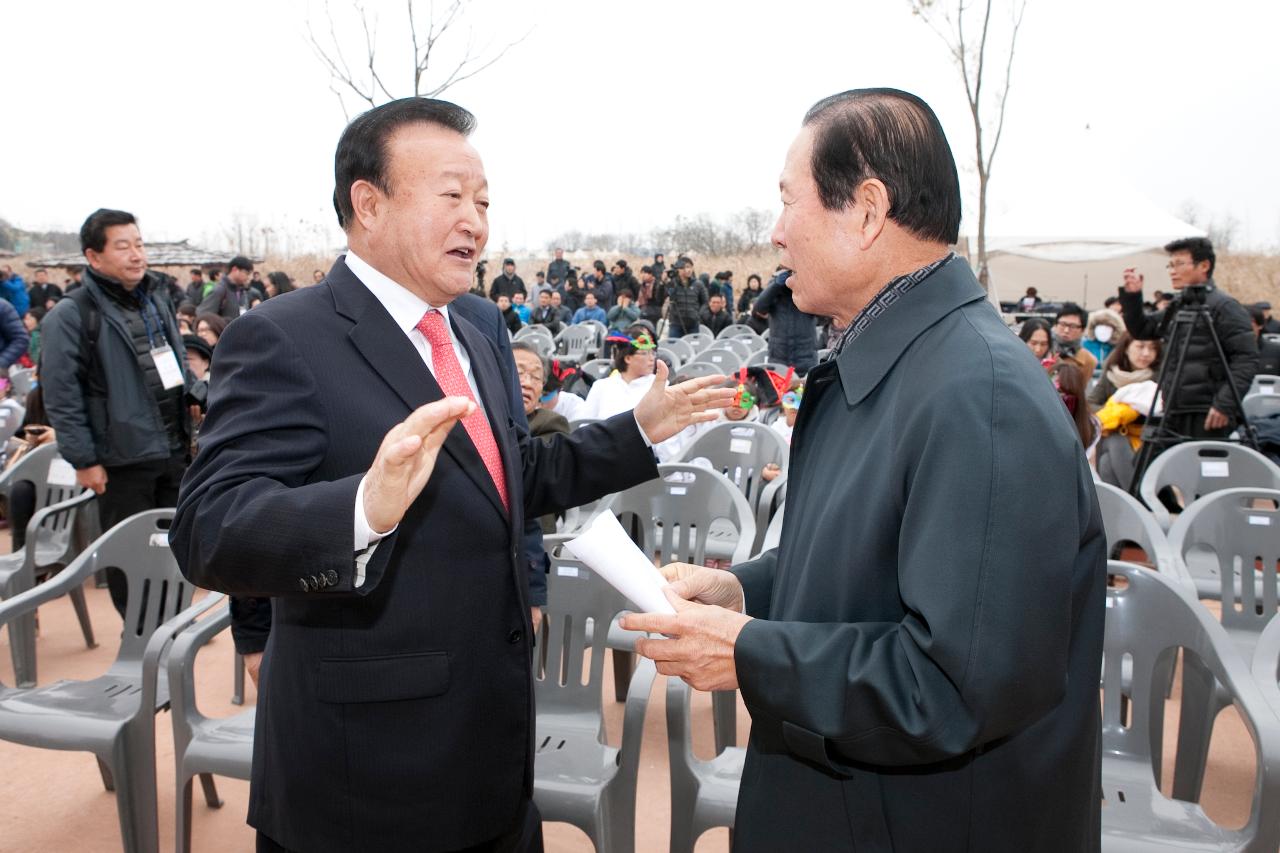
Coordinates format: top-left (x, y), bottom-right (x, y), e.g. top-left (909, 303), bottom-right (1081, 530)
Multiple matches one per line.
top-left (1054, 321), bottom-right (1083, 331)
top-left (516, 368), bottom-right (544, 384)
top-left (1166, 259), bottom-right (1195, 270)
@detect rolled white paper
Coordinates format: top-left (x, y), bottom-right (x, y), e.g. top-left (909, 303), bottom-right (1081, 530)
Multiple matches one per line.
top-left (564, 510), bottom-right (677, 614)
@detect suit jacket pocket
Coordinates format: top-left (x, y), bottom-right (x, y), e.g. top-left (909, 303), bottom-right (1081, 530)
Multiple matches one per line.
top-left (315, 651), bottom-right (450, 704)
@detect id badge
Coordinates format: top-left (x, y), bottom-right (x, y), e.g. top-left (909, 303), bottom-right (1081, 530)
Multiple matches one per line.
top-left (151, 345), bottom-right (185, 389)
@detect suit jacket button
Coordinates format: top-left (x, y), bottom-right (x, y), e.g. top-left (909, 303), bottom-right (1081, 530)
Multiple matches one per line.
top-left (299, 577), bottom-right (311, 592)
top-left (507, 629), bottom-right (523, 645)
top-left (324, 569), bottom-right (339, 585)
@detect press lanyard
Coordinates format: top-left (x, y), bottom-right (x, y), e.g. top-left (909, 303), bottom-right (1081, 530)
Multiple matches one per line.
top-left (138, 292), bottom-right (185, 390)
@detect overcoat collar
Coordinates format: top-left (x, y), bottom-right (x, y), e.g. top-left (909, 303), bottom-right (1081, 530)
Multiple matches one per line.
top-left (835, 258), bottom-right (988, 407)
top-left (329, 256), bottom-right (513, 522)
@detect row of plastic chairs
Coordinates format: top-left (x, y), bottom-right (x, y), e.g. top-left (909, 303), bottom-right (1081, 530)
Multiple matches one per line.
top-left (1135, 440), bottom-right (1280, 531)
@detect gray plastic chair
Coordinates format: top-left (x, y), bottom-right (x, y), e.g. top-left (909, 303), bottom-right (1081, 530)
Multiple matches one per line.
top-left (0, 509), bottom-right (216, 853)
top-left (533, 545), bottom-right (656, 853)
top-left (556, 324), bottom-right (600, 362)
top-left (1247, 374), bottom-right (1278, 398)
top-left (1095, 481), bottom-right (1195, 596)
top-left (1164, 488), bottom-right (1280, 802)
top-left (602, 464), bottom-right (756, 755)
top-left (168, 599), bottom-right (255, 853)
top-left (0, 443), bottom-right (99, 686)
top-left (1243, 392), bottom-right (1280, 421)
top-left (689, 347), bottom-right (744, 372)
top-left (1252, 615), bottom-right (1280, 724)
top-left (673, 362), bottom-right (722, 381)
top-left (679, 422), bottom-right (790, 536)
top-left (1138, 440), bottom-right (1280, 531)
top-left (579, 358), bottom-right (614, 382)
top-left (513, 326), bottom-right (555, 359)
top-left (8, 367), bottom-right (35, 399)
top-left (706, 337), bottom-right (753, 362)
top-left (760, 501), bottom-right (786, 554)
top-left (715, 323), bottom-right (760, 342)
top-left (666, 676), bottom-right (745, 853)
top-left (680, 329), bottom-right (713, 353)
top-left (1100, 561), bottom-right (1280, 852)
top-left (663, 338), bottom-right (696, 365)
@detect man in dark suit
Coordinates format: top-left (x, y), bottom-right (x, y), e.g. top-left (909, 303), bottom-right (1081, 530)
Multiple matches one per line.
top-left (626, 89), bottom-right (1106, 851)
top-left (171, 97), bottom-right (732, 853)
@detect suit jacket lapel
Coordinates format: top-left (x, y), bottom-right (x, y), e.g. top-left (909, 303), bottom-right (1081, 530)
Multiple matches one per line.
top-left (452, 312), bottom-right (518, 527)
top-left (330, 258), bottom-right (510, 524)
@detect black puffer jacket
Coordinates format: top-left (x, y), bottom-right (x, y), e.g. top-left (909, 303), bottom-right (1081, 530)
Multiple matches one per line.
top-left (1119, 283), bottom-right (1258, 420)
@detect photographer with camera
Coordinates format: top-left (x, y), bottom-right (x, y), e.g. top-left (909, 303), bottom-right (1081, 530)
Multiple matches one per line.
top-left (1120, 236), bottom-right (1258, 439)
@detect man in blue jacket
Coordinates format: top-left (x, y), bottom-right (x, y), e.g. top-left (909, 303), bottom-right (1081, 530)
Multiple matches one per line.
top-left (0, 299), bottom-right (30, 376)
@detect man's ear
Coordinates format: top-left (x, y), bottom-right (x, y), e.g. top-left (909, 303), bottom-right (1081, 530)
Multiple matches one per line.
top-left (349, 180), bottom-right (383, 232)
top-left (852, 178), bottom-right (891, 251)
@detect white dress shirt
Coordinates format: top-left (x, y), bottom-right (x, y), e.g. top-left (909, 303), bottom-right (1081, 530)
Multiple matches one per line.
top-left (345, 250), bottom-right (486, 582)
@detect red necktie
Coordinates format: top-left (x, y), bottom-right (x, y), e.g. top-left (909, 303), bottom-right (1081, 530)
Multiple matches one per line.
top-left (416, 309), bottom-right (509, 513)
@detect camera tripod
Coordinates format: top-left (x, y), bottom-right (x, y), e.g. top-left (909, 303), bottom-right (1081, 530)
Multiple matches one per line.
top-left (1127, 285), bottom-right (1260, 495)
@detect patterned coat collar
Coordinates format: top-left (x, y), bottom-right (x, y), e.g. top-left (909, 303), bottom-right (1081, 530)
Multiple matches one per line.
top-left (829, 252), bottom-right (956, 359)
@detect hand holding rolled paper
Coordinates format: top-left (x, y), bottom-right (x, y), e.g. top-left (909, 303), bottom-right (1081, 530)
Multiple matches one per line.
top-left (563, 511), bottom-right (676, 615)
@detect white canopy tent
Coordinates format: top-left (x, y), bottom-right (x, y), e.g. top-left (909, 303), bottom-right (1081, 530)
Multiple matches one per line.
top-left (959, 155), bottom-right (1204, 309)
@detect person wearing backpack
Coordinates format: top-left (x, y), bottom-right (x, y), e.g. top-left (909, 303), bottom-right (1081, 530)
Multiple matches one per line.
top-left (40, 208), bottom-right (192, 617)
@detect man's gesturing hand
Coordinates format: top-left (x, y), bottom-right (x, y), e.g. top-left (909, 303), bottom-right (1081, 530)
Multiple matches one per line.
top-left (364, 396), bottom-right (474, 533)
top-left (622, 586), bottom-right (751, 693)
top-left (1122, 267), bottom-right (1144, 294)
top-left (633, 359), bottom-right (737, 444)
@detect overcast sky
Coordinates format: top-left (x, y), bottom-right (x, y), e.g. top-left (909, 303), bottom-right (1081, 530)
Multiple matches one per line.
top-left (4, 0), bottom-right (1278, 255)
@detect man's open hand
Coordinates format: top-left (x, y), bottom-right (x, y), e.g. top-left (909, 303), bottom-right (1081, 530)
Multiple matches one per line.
top-left (622, 587), bottom-right (751, 692)
top-left (633, 360), bottom-right (737, 444)
top-left (364, 396), bottom-right (474, 533)
top-left (1122, 267), bottom-right (1144, 294)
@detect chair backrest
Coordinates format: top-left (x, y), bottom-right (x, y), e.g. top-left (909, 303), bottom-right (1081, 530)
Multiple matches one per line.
top-left (579, 358), bottom-right (613, 381)
top-left (761, 502), bottom-right (786, 552)
top-left (88, 510), bottom-right (196, 673)
top-left (1094, 481), bottom-right (1192, 592)
top-left (1102, 561), bottom-right (1280, 848)
top-left (664, 338), bottom-right (695, 364)
top-left (1139, 440), bottom-right (1280, 529)
top-left (1248, 374), bottom-right (1279, 398)
top-left (558, 324), bottom-right (598, 360)
top-left (655, 346), bottom-right (683, 370)
top-left (581, 319), bottom-right (608, 346)
top-left (602, 463), bottom-right (757, 566)
top-left (716, 324), bottom-right (758, 342)
top-left (8, 367), bottom-right (34, 399)
top-left (709, 337), bottom-right (753, 361)
top-left (0, 443), bottom-right (83, 516)
top-left (682, 330), bottom-right (713, 353)
top-left (536, 543), bottom-right (634, 723)
top-left (1243, 392), bottom-right (1280, 421)
top-left (674, 362), bottom-right (722, 382)
top-left (689, 347), bottom-right (744, 372)
top-left (513, 327), bottom-right (555, 359)
top-left (679, 422), bottom-right (789, 513)
top-left (1167, 488), bottom-right (1280, 637)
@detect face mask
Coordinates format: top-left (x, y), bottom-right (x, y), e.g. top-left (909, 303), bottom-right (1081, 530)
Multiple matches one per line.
top-left (1094, 325), bottom-right (1114, 343)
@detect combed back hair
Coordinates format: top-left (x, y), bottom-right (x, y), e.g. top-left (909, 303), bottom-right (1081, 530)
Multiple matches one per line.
top-left (80, 208), bottom-right (137, 253)
top-left (333, 97), bottom-right (477, 229)
top-left (1163, 236), bottom-right (1216, 276)
top-left (802, 88), bottom-right (961, 244)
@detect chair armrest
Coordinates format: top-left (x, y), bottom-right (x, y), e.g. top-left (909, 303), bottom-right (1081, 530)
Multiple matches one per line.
top-left (1251, 617), bottom-right (1280, 720)
top-left (18, 489), bottom-right (95, 569)
top-left (168, 600), bottom-right (232, 743)
top-left (0, 507), bottom-right (102, 629)
top-left (617, 655), bottom-right (657, 775)
top-left (140, 592), bottom-right (227, 717)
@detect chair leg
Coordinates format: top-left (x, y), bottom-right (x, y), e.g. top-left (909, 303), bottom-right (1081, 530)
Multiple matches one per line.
top-left (199, 772), bottom-right (222, 808)
top-left (712, 690), bottom-right (737, 755)
top-left (1171, 653), bottom-right (1221, 803)
top-left (176, 776), bottom-right (193, 853)
top-left (232, 653), bottom-right (245, 706)
top-left (69, 583), bottom-right (97, 648)
top-left (8, 610), bottom-right (37, 688)
top-left (611, 650), bottom-right (633, 703)
top-left (110, 730), bottom-right (160, 853)
top-left (97, 756), bottom-right (116, 792)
